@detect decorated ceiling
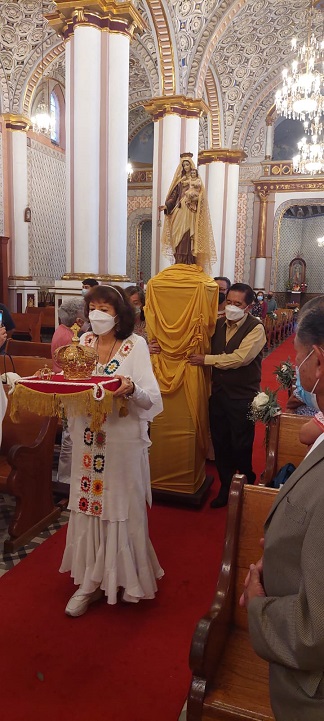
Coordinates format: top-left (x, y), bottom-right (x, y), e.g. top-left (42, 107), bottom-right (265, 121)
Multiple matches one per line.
top-left (0, 0), bottom-right (322, 159)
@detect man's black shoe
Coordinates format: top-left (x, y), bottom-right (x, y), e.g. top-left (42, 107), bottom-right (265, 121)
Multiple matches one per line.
top-left (210, 491), bottom-right (229, 508)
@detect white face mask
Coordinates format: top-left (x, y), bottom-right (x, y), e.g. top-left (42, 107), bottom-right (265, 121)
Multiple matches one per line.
top-left (225, 304), bottom-right (246, 322)
top-left (89, 309), bottom-right (116, 335)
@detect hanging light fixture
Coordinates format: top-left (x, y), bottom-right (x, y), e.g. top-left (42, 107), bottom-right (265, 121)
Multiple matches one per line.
top-left (275, 1), bottom-right (324, 122)
top-left (293, 133), bottom-right (324, 174)
top-left (317, 235), bottom-right (324, 246)
top-left (31, 0), bottom-right (53, 135)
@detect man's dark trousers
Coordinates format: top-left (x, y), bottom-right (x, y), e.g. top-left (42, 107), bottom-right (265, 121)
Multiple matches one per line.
top-left (209, 387), bottom-right (256, 496)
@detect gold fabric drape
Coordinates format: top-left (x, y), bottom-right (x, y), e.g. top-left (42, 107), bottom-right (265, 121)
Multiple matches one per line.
top-left (145, 264), bottom-right (218, 494)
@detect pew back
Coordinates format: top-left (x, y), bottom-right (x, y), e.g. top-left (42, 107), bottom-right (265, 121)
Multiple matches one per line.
top-left (188, 479), bottom-right (277, 721)
top-left (11, 312), bottom-right (42, 342)
top-left (0, 355), bottom-right (53, 378)
top-left (6, 338), bottom-right (52, 358)
top-left (263, 412), bottom-right (311, 485)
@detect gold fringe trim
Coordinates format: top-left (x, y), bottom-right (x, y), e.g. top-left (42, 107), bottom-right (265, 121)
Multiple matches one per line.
top-left (10, 384), bottom-right (128, 432)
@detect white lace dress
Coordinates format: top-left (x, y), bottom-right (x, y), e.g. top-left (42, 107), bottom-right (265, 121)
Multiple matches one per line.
top-left (59, 332), bottom-right (164, 604)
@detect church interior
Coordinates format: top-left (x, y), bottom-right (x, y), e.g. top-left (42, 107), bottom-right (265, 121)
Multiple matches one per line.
top-left (1, 1), bottom-right (324, 720)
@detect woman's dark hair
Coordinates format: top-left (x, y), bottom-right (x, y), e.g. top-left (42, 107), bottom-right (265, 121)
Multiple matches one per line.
top-left (125, 285), bottom-right (145, 321)
top-left (229, 282), bottom-right (255, 305)
top-left (255, 290), bottom-right (265, 301)
top-left (84, 285), bottom-right (135, 340)
top-left (297, 300), bottom-right (324, 348)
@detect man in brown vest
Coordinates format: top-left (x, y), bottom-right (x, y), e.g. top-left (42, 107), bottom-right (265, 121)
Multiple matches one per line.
top-left (190, 283), bottom-right (266, 507)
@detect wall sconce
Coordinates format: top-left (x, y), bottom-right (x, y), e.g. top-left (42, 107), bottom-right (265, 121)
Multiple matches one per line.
top-left (24, 207), bottom-right (31, 222)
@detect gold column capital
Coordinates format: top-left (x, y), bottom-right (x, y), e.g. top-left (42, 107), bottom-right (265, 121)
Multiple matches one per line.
top-left (2, 113), bottom-right (31, 131)
top-left (198, 148), bottom-right (246, 165)
top-left (47, 1), bottom-right (146, 39)
top-left (144, 96), bottom-right (209, 121)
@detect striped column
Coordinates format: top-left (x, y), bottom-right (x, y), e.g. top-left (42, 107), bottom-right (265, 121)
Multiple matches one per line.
top-left (199, 149), bottom-right (246, 282)
top-left (47, 0), bottom-right (145, 283)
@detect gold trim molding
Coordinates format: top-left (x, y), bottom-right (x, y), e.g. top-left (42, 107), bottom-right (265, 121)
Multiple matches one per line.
top-left (2, 114), bottom-right (31, 131)
top-left (47, 1), bottom-right (145, 38)
top-left (198, 148), bottom-right (246, 165)
top-left (62, 273), bottom-right (131, 282)
top-left (144, 96), bottom-right (209, 120)
top-left (254, 178), bottom-right (324, 193)
top-left (9, 275), bottom-right (33, 281)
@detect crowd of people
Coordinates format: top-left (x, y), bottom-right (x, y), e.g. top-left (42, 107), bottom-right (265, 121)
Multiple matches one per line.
top-left (2, 273), bottom-right (324, 720)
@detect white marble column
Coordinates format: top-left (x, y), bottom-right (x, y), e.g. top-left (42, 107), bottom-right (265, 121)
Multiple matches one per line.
top-left (265, 118), bottom-right (274, 160)
top-left (73, 25), bottom-right (101, 274)
top-left (198, 149), bottom-right (246, 282)
top-left (145, 96), bottom-right (208, 274)
top-left (2, 114), bottom-right (41, 310)
top-left (48, 0), bottom-right (145, 283)
top-left (10, 129), bottom-right (29, 277)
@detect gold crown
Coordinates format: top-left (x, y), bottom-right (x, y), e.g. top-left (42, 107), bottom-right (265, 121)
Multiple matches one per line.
top-left (54, 324), bottom-right (98, 380)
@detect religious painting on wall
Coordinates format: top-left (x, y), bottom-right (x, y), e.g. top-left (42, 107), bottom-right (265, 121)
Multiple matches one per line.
top-left (288, 257), bottom-right (306, 291)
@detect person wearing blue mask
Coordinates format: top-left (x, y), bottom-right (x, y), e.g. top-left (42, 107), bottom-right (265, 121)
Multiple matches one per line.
top-left (81, 278), bottom-right (99, 296)
top-left (242, 299), bottom-right (324, 721)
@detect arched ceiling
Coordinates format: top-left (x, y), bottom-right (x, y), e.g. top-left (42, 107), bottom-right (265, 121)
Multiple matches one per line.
top-left (1, 0), bottom-right (323, 156)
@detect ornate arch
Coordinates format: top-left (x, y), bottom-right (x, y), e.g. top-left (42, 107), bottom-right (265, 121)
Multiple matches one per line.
top-left (22, 41), bottom-right (64, 117)
top-left (204, 67), bottom-right (222, 148)
top-left (270, 198), bottom-right (324, 290)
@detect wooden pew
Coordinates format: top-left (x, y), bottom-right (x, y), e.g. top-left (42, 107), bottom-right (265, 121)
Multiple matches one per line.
top-left (6, 338), bottom-right (52, 359)
top-left (26, 305), bottom-right (55, 334)
top-left (263, 411), bottom-right (311, 486)
top-left (187, 477), bottom-right (277, 721)
top-left (11, 312), bottom-right (42, 342)
top-left (0, 390), bottom-right (61, 553)
top-left (0, 355), bottom-right (53, 378)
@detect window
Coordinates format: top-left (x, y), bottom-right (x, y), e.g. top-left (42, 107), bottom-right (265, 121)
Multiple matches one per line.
top-left (50, 91), bottom-right (60, 144)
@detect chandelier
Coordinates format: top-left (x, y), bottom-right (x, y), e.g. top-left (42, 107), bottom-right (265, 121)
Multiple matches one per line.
top-left (293, 134), bottom-right (324, 174)
top-left (275, 1), bottom-right (324, 122)
top-left (31, 0), bottom-right (53, 135)
top-left (127, 162), bottom-right (133, 181)
top-left (317, 235), bottom-right (324, 246)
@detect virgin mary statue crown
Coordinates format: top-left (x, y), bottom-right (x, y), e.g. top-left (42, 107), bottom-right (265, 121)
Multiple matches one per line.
top-left (54, 324), bottom-right (98, 380)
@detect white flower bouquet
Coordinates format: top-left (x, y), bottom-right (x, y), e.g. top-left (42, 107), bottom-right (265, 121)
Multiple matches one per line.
top-left (274, 358), bottom-right (295, 390)
top-left (249, 388), bottom-right (281, 425)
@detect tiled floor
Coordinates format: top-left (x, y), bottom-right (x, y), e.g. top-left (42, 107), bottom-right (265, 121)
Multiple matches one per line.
top-left (0, 492), bottom-right (69, 577)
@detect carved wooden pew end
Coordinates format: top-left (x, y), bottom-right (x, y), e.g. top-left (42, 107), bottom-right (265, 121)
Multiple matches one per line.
top-left (0, 392), bottom-right (61, 554)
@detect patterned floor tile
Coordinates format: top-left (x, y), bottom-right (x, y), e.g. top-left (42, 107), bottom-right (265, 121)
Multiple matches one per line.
top-left (0, 493), bottom-right (69, 577)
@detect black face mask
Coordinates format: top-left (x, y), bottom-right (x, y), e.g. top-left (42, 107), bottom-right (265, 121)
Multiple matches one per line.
top-left (267, 294), bottom-right (273, 300)
top-left (219, 292), bottom-right (226, 305)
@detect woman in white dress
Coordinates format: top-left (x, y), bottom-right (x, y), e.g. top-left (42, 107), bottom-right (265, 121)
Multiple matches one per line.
top-left (60, 285), bottom-right (164, 617)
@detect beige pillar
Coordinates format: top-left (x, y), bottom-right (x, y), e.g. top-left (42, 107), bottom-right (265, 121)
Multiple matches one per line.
top-left (198, 149), bottom-right (246, 280)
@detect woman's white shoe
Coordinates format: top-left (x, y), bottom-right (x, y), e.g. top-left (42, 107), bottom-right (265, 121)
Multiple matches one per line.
top-left (65, 587), bottom-right (104, 617)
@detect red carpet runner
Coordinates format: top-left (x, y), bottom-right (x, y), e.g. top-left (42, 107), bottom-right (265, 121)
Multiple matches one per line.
top-left (0, 336), bottom-right (296, 721)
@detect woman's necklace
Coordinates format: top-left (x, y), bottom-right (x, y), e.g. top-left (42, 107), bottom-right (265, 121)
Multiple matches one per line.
top-left (96, 338), bottom-right (117, 373)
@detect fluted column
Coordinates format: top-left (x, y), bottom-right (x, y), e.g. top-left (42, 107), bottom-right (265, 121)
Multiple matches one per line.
top-left (198, 149), bottom-right (246, 282)
top-left (144, 96), bottom-right (209, 274)
top-left (48, 1), bottom-right (145, 282)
